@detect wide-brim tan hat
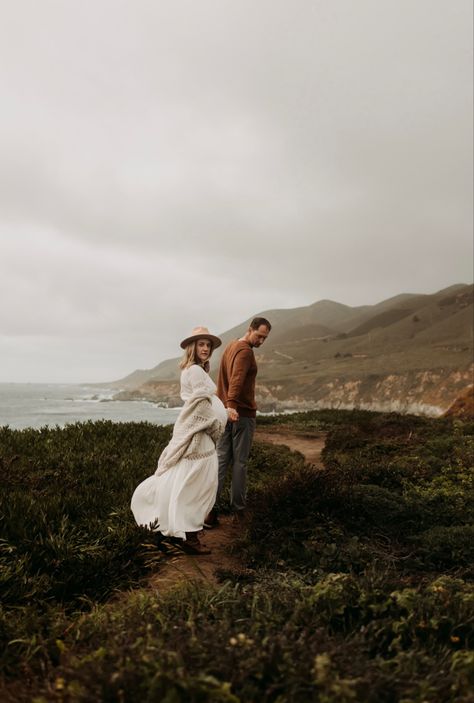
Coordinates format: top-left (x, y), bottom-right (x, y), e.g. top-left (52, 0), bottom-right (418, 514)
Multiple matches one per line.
top-left (180, 326), bottom-right (222, 350)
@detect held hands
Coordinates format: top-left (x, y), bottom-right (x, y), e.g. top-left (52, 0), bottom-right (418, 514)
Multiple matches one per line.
top-left (226, 407), bottom-right (239, 423)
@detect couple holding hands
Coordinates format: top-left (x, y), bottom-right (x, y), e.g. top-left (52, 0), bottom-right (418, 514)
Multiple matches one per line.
top-left (131, 317), bottom-right (272, 554)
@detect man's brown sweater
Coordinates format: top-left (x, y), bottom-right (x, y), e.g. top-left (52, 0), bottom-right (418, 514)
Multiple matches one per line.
top-left (217, 340), bottom-right (257, 418)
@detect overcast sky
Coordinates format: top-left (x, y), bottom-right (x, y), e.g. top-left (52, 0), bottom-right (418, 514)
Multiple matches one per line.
top-left (0, 0), bottom-right (472, 383)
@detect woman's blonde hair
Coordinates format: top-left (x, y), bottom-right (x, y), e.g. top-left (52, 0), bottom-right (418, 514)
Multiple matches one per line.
top-left (179, 340), bottom-right (214, 370)
top-left (179, 342), bottom-right (196, 369)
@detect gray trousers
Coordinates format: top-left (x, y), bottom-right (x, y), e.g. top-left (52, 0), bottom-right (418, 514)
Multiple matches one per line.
top-left (217, 417), bottom-right (256, 512)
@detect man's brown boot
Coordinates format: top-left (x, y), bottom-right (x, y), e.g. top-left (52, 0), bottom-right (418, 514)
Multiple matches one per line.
top-left (203, 508), bottom-right (219, 529)
top-left (232, 510), bottom-right (246, 526)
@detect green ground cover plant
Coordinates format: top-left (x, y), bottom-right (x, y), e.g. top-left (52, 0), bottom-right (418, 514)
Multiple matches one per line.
top-left (1, 410), bottom-right (473, 701)
top-left (1, 421), bottom-right (173, 608)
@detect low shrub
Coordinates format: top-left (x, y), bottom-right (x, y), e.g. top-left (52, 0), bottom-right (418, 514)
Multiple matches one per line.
top-left (1, 411), bottom-right (472, 702)
top-left (21, 574), bottom-right (474, 702)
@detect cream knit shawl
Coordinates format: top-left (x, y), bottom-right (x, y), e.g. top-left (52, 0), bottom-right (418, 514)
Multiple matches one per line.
top-left (155, 388), bottom-right (223, 476)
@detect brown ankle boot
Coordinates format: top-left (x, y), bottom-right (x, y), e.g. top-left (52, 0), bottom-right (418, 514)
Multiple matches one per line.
top-left (182, 532), bottom-right (212, 555)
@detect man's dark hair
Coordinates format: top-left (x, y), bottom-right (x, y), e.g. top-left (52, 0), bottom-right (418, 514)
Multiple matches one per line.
top-left (250, 317), bottom-right (272, 331)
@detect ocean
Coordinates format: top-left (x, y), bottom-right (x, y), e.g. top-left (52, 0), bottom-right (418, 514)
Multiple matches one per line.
top-left (0, 383), bottom-right (181, 430)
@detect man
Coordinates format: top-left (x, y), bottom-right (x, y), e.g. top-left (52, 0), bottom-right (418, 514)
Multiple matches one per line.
top-left (205, 317), bottom-right (271, 526)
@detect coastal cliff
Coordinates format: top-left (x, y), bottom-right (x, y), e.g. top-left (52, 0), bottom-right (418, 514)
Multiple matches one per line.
top-left (113, 366), bottom-right (473, 417)
top-left (109, 284), bottom-right (473, 417)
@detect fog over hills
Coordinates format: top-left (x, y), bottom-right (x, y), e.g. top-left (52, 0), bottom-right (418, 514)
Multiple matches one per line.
top-left (109, 283), bottom-right (473, 416)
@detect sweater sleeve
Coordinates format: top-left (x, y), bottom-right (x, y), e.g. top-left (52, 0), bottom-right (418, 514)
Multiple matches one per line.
top-left (226, 348), bottom-right (253, 410)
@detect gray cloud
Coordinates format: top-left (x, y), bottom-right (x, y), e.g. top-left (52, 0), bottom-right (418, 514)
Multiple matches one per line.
top-left (0, 0), bottom-right (472, 382)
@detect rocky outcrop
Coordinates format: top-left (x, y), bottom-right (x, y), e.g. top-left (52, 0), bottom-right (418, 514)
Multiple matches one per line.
top-left (113, 381), bottom-right (182, 407)
top-left (443, 385), bottom-right (474, 419)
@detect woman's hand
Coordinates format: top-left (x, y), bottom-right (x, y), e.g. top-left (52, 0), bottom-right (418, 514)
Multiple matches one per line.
top-left (226, 407), bottom-right (239, 422)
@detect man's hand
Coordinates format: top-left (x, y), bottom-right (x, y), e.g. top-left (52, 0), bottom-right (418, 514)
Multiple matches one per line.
top-left (227, 407), bottom-right (239, 422)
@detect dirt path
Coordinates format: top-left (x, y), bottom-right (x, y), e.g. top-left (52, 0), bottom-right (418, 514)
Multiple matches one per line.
top-left (150, 430), bottom-right (326, 593)
top-left (149, 515), bottom-right (241, 592)
top-left (254, 428), bottom-right (327, 469)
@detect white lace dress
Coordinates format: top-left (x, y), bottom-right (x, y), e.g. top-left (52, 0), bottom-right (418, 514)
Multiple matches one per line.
top-left (131, 364), bottom-right (227, 539)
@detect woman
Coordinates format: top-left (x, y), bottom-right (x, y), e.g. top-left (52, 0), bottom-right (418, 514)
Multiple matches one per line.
top-left (131, 326), bottom-right (228, 555)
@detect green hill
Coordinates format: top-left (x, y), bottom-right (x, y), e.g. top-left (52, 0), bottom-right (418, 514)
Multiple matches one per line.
top-left (110, 284), bottom-right (474, 415)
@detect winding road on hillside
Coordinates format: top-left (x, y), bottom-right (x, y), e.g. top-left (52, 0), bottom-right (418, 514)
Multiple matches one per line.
top-left (150, 429), bottom-right (326, 593)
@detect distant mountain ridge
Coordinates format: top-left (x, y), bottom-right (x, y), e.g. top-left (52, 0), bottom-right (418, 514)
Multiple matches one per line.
top-left (109, 283), bottom-right (473, 416)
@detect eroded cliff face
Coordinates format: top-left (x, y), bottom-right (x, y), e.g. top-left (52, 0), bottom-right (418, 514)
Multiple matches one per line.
top-left (113, 366), bottom-right (473, 417)
top-left (443, 384), bottom-right (474, 419)
top-left (256, 366), bottom-right (474, 417)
